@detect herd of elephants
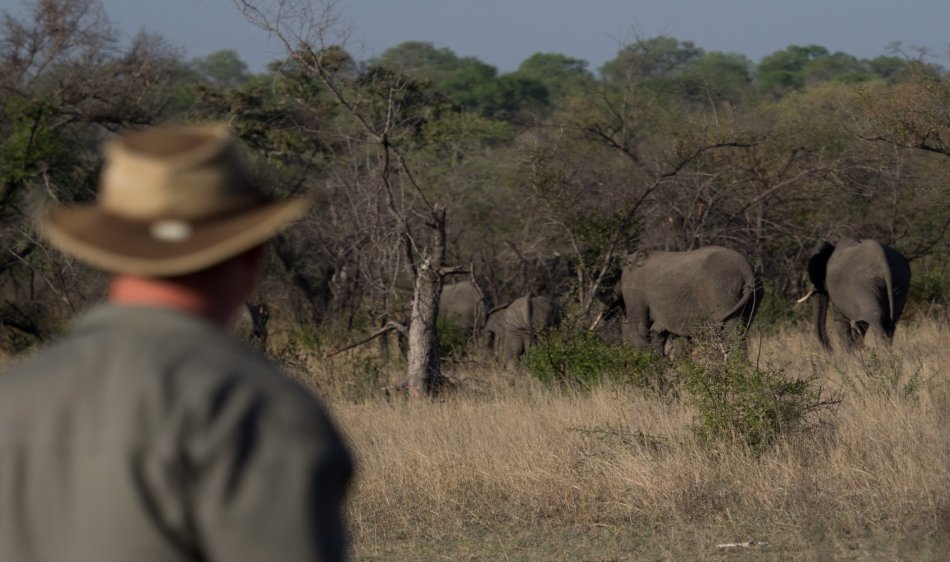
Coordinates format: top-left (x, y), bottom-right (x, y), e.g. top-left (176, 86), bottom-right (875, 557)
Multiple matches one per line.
top-left (237, 237), bottom-right (911, 364)
top-left (436, 238), bottom-right (911, 364)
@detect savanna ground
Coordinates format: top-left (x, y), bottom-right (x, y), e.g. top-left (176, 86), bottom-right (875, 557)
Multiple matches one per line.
top-left (286, 317), bottom-right (950, 561)
top-left (2, 318), bottom-right (946, 561)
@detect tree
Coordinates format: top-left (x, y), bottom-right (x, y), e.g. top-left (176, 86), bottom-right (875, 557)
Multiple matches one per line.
top-left (236, 0), bottom-right (464, 397)
top-left (0, 0), bottom-right (183, 348)
top-left (372, 41), bottom-right (459, 83)
top-left (374, 44), bottom-right (548, 119)
top-left (801, 51), bottom-right (872, 85)
top-left (192, 49), bottom-right (251, 89)
top-left (511, 52), bottom-right (595, 102)
top-left (757, 44), bottom-right (829, 93)
top-left (600, 36), bottom-right (704, 84)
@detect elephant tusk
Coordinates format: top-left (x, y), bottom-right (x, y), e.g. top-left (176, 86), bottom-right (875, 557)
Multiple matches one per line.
top-left (795, 289), bottom-right (814, 304)
top-left (588, 311), bottom-right (605, 331)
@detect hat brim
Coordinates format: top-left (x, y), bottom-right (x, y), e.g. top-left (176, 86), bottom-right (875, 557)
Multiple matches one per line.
top-left (40, 198), bottom-right (310, 277)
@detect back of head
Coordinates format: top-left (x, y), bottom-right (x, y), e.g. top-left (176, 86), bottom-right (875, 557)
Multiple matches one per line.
top-left (40, 123), bottom-right (310, 278)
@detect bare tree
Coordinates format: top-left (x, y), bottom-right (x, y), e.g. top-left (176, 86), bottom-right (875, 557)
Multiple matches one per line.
top-left (0, 0), bottom-right (183, 347)
top-left (235, 0), bottom-right (460, 396)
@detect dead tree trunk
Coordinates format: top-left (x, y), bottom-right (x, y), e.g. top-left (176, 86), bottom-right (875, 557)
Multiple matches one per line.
top-left (406, 204), bottom-right (447, 397)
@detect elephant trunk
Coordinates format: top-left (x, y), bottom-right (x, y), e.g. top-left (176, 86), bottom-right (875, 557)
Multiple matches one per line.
top-left (812, 291), bottom-right (832, 351)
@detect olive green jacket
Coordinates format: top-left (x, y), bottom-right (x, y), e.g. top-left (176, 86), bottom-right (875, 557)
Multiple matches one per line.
top-left (0, 304), bottom-right (352, 561)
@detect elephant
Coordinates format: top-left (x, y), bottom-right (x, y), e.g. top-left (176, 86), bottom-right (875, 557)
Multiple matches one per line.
top-left (233, 301), bottom-right (270, 351)
top-left (611, 246), bottom-right (762, 356)
top-left (438, 280), bottom-right (490, 340)
top-left (484, 293), bottom-right (561, 366)
top-left (805, 238), bottom-right (911, 351)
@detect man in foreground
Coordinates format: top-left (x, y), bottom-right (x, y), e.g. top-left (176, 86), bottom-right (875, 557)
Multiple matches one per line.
top-left (0, 123), bottom-right (353, 561)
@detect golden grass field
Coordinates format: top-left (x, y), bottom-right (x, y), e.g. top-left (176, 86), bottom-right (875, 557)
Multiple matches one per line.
top-left (1, 317), bottom-right (946, 560)
top-left (304, 318), bottom-right (950, 560)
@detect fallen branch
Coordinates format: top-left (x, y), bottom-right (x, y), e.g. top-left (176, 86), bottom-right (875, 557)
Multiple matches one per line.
top-left (716, 539), bottom-right (767, 549)
top-left (324, 321), bottom-right (407, 358)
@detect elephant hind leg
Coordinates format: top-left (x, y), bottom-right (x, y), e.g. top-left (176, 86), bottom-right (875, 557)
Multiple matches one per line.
top-left (866, 315), bottom-right (895, 348)
top-left (830, 313), bottom-right (858, 352)
top-left (653, 330), bottom-right (669, 358)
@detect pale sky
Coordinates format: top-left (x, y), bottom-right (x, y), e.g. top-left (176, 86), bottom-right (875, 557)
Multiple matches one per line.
top-left (4, 0), bottom-right (949, 73)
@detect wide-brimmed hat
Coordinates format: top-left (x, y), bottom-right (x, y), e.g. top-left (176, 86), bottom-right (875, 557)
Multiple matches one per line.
top-left (40, 123), bottom-right (310, 277)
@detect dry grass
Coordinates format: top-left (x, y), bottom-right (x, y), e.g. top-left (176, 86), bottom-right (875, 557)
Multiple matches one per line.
top-left (4, 317), bottom-right (947, 559)
top-left (307, 318), bottom-right (950, 560)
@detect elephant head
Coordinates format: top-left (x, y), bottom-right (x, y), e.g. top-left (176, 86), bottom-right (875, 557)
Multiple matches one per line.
top-left (805, 239), bottom-right (910, 351)
top-left (483, 293), bottom-right (560, 367)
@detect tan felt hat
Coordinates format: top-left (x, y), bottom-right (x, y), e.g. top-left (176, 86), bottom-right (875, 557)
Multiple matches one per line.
top-left (40, 123), bottom-right (310, 277)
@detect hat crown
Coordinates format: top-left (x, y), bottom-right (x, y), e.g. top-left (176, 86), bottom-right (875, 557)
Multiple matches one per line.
top-left (99, 124), bottom-right (261, 220)
top-left (40, 122), bottom-right (310, 276)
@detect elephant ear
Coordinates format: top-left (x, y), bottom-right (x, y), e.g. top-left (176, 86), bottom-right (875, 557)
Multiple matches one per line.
top-left (807, 241), bottom-right (835, 292)
top-left (519, 292), bottom-right (534, 327)
top-left (624, 250), bottom-right (649, 267)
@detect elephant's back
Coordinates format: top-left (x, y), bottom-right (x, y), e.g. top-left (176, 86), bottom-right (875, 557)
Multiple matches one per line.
top-left (827, 240), bottom-right (888, 287)
top-left (638, 246), bottom-right (753, 281)
top-left (827, 240), bottom-right (911, 316)
top-left (626, 246), bottom-right (755, 331)
top-left (439, 280), bottom-right (485, 329)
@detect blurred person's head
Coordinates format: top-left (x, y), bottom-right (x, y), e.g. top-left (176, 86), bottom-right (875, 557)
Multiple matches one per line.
top-left (39, 123), bottom-right (309, 326)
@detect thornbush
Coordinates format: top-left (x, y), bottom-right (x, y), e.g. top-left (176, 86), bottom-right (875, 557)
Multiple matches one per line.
top-left (437, 316), bottom-right (471, 361)
top-left (522, 329), bottom-right (660, 389)
top-left (682, 339), bottom-right (839, 451)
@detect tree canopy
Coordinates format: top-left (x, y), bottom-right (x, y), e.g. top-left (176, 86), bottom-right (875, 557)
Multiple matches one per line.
top-left (3, 0), bottom-right (950, 360)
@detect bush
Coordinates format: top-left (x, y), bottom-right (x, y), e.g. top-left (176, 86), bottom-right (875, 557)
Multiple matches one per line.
top-left (910, 268), bottom-right (950, 316)
top-left (437, 316), bottom-right (471, 361)
top-left (752, 286), bottom-right (805, 333)
top-left (845, 350), bottom-right (926, 399)
top-left (522, 328), bottom-right (660, 389)
top-left (682, 338), bottom-right (838, 451)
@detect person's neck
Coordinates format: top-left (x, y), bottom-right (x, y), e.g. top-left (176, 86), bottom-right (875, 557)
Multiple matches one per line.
top-left (108, 275), bottom-right (232, 327)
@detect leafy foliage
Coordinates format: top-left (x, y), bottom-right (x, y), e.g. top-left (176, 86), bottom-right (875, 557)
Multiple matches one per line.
top-left (682, 338), bottom-right (839, 451)
top-left (4, 0), bottom-right (950, 356)
top-left (523, 329), bottom-right (660, 389)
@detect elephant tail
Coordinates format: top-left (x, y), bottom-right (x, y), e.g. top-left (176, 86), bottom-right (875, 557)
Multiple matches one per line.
top-left (884, 259), bottom-right (897, 333)
top-left (812, 290), bottom-right (832, 351)
top-left (724, 270), bottom-right (763, 330)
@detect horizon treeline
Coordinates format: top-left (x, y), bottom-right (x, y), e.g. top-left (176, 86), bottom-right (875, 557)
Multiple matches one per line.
top-left (3, 0), bottom-right (950, 352)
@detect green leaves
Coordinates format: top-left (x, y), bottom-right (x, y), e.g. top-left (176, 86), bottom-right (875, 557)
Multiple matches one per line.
top-left (682, 337), bottom-right (838, 452)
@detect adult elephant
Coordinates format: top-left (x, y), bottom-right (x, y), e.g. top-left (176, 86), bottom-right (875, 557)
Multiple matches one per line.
top-left (484, 294), bottom-right (560, 366)
top-left (805, 239), bottom-right (911, 351)
top-left (233, 302), bottom-right (270, 351)
top-left (612, 246), bottom-right (762, 355)
top-left (439, 280), bottom-right (490, 339)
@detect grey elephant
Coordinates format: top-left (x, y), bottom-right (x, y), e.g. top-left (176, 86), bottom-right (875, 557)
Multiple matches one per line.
top-left (233, 302), bottom-right (270, 351)
top-left (484, 294), bottom-right (561, 366)
top-left (439, 280), bottom-right (490, 339)
top-left (611, 246), bottom-right (762, 355)
top-left (805, 238), bottom-right (911, 351)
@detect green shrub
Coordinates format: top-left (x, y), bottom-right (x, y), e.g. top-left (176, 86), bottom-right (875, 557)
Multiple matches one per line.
top-left (522, 329), bottom-right (660, 389)
top-left (437, 316), bottom-right (470, 361)
top-left (843, 350), bottom-right (926, 399)
top-left (910, 269), bottom-right (950, 315)
top-left (752, 287), bottom-right (804, 333)
top-left (682, 338), bottom-right (838, 452)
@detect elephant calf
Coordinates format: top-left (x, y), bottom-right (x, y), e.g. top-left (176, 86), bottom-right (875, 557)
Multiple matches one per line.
top-left (805, 238), bottom-right (911, 351)
top-left (613, 246), bottom-right (762, 356)
top-left (484, 294), bottom-right (560, 366)
top-left (233, 301), bottom-right (270, 351)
